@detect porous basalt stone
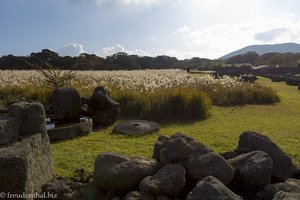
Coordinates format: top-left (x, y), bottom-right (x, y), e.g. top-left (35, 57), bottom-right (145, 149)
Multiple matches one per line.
top-left (50, 87), bottom-right (81, 121)
top-left (94, 153), bottom-right (161, 190)
top-left (139, 164), bottom-right (186, 197)
top-left (255, 178), bottom-right (300, 200)
top-left (228, 150), bottom-right (273, 197)
top-left (0, 133), bottom-right (54, 196)
top-left (186, 176), bottom-right (242, 200)
top-left (236, 131), bottom-right (293, 182)
top-left (0, 113), bottom-right (19, 146)
top-left (88, 86), bottom-right (120, 126)
top-left (184, 151), bottom-right (235, 185)
top-left (8, 101), bottom-right (46, 136)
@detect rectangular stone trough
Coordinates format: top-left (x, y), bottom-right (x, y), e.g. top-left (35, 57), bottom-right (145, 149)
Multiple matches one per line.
top-left (0, 102), bottom-right (54, 198)
top-left (0, 112), bottom-right (19, 146)
top-left (0, 133), bottom-right (53, 195)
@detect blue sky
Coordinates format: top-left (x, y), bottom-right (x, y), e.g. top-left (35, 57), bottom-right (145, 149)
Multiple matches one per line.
top-left (1, 0), bottom-right (300, 59)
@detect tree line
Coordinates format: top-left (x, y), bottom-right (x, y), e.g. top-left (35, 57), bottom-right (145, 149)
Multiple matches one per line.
top-left (1, 49), bottom-right (300, 70)
top-left (0, 49), bottom-right (220, 70)
top-left (225, 51), bottom-right (300, 67)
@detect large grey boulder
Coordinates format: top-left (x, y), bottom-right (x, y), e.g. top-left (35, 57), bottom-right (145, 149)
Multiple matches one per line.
top-left (0, 133), bottom-right (54, 195)
top-left (228, 151), bottom-right (273, 196)
top-left (235, 131), bottom-right (293, 182)
top-left (184, 151), bottom-right (235, 185)
top-left (8, 101), bottom-right (46, 136)
top-left (139, 164), bottom-right (186, 197)
top-left (153, 135), bottom-right (171, 162)
top-left (293, 168), bottom-right (300, 180)
top-left (94, 153), bottom-right (161, 190)
top-left (186, 176), bottom-right (242, 200)
top-left (88, 86), bottom-right (120, 126)
top-left (125, 191), bottom-right (154, 200)
top-left (50, 87), bottom-right (81, 120)
top-left (255, 178), bottom-right (300, 200)
top-left (0, 112), bottom-right (19, 146)
top-left (153, 132), bottom-right (212, 164)
top-left (272, 191), bottom-right (300, 200)
top-left (221, 151), bottom-right (239, 160)
top-left (159, 137), bottom-right (195, 165)
top-left (153, 133), bottom-right (234, 185)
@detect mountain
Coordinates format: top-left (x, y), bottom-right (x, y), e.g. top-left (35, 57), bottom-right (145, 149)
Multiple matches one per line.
top-left (220, 43), bottom-right (300, 60)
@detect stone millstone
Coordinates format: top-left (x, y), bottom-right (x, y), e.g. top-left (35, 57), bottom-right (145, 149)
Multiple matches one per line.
top-left (113, 120), bottom-right (160, 136)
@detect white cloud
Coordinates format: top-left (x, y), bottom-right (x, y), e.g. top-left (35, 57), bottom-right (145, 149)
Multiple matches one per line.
top-left (57, 43), bottom-right (86, 57)
top-left (99, 14), bottom-right (300, 60)
top-left (127, 49), bottom-right (150, 56)
top-left (94, 0), bottom-right (112, 5)
top-left (174, 14), bottom-right (300, 58)
top-left (119, 0), bottom-right (157, 5)
top-left (163, 50), bottom-right (205, 60)
top-left (94, 0), bottom-right (157, 5)
top-left (101, 43), bottom-right (150, 57)
top-left (55, 14), bottom-right (300, 60)
top-left (102, 44), bottom-right (125, 56)
top-left (151, 36), bottom-right (156, 41)
top-left (255, 28), bottom-right (288, 42)
top-left (177, 25), bottom-right (191, 33)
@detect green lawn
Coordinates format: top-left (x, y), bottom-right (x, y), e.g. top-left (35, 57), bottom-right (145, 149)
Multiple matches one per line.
top-left (51, 77), bottom-right (300, 177)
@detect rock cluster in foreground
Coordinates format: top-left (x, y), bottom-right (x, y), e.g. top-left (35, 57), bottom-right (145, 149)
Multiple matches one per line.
top-left (42, 131), bottom-right (300, 200)
top-left (88, 131), bottom-right (299, 200)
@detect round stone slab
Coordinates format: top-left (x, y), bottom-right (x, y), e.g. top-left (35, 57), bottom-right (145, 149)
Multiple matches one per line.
top-left (113, 120), bottom-right (160, 136)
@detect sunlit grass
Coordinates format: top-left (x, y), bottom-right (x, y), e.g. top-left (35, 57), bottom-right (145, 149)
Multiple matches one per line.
top-left (51, 77), bottom-right (300, 177)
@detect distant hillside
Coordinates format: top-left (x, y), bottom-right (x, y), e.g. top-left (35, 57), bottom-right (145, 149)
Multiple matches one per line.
top-left (220, 43), bottom-right (300, 60)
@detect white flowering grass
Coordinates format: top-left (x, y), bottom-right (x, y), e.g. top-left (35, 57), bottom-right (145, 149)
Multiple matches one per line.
top-left (0, 69), bottom-right (279, 106)
top-left (0, 69), bottom-right (243, 91)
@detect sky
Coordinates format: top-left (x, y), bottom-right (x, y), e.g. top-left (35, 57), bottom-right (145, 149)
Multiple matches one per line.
top-left (1, 0), bottom-right (300, 59)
